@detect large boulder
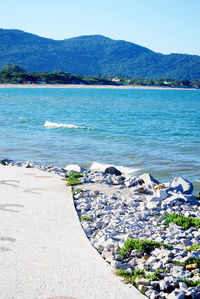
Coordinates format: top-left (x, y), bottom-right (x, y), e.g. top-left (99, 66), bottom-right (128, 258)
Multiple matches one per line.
top-left (1, 158), bottom-right (14, 165)
top-left (171, 177), bottom-right (193, 195)
top-left (64, 164), bottom-right (84, 173)
top-left (139, 173), bottom-right (160, 185)
top-left (104, 166), bottom-right (122, 176)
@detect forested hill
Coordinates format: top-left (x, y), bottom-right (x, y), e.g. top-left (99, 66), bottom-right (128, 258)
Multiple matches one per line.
top-left (0, 28), bottom-right (200, 79)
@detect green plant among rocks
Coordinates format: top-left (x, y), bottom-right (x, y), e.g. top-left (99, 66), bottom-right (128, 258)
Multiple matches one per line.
top-left (117, 268), bottom-right (166, 286)
top-left (70, 173), bottom-right (83, 179)
top-left (191, 271), bottom-right (198, 277)
top-left (117, 269), bottom-right (145, 285)
top-left (75, 188), bottom-right (84, 193)
top-left (66, 172), bottom-right (83, 186)
top-left (173, 258), bottom-right (200, 267)
top-left (163, 213), bottom-right (200, 230)
top-left (118, 239), bottom-right (172, 258)
top-left (72, 187), bottom-right (84, 196)
top-left (185, 258), bottom-right (200, 266)
top-left (183, 278), bottom-right (200, 287)
top-left (80, 216), bottom-right (93, 222)
top-left (187, 243), bottom-right (200, 252)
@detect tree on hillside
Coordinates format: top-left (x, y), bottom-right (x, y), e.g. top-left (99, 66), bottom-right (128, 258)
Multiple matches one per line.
top-left (1, 64), bottom-right (26, 73)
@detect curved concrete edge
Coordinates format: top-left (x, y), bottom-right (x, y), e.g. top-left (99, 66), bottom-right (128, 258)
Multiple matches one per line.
top-left (0, 165), bottom-right (146, 299)
top-left (67, 185), bottom-right (147, 299)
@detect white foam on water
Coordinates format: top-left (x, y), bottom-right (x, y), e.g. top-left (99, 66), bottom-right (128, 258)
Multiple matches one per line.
top-left (44, 121), bottom-right (92, 129)
top-left (89, 162), bottom-right (141, 174)
top-left (17, 116), bottom-right (31, 122)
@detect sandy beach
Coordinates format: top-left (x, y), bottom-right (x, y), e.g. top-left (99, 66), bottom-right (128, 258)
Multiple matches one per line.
top-left (0, 83), bottom-right (197, 90)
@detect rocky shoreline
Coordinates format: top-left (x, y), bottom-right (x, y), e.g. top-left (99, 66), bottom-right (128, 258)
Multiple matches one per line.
top-left (1, 158), bottom-right (200, 298)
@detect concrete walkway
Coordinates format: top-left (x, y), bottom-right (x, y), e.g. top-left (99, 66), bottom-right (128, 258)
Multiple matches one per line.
top-left (0, 165), bottom-right (145, 299)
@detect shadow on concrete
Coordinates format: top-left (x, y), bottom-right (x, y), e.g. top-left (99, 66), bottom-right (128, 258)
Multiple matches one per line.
top-left (0, 179), bottom-right (19, 188)
top-left (0, 236), bottom-right (16, 252)
top-left (0, 204), bottom-right (24, 213)
top-left (24, 188), bottom-right (45, 194)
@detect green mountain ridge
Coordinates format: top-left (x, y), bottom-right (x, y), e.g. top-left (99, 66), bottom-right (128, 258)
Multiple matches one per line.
top-left (0, 28), bottom-right (199, 79)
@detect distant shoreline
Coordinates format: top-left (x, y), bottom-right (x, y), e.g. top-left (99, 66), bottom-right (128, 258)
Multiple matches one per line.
top-left (0, 84), bottom-right (198, 90)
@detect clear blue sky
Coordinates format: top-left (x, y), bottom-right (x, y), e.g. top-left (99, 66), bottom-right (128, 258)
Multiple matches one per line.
top-left (1, 0), bottom-right (199, 55)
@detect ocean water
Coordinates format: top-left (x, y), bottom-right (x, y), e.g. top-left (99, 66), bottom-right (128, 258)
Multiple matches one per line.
top-left (0, 87), bottom-right (199, 190)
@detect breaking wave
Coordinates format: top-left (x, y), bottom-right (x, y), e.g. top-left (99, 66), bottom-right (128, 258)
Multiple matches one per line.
top-left (44, 121), bottom-right (93, 129)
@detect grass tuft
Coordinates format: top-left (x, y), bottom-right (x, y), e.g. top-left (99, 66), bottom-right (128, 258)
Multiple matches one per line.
top-left (66, 173), bottom-right (83, 186)
top-left (117, 269), bottom-right (145, 285)
top-left (187, 243), bottom-right (200, 252)
top-left (117, 268), bottom-right (166, 286)
top-left (72, 188), bottom-right (84, 196)
top-left (69, 172), bottom-right (83, 179)
top-left (118, 238), bottom-right (172, 259)
top-left (163, 213), bottom-right (200, 230)
top-left (173, 258), bottom-right (200, 266)
top-left (183, 279), bottom-right (200, 287)
top-left (80, 216), bottom-right (93, 222)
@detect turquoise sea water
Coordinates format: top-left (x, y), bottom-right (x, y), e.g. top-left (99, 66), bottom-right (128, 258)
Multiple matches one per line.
top-left (0, 87), bottom-right (199, 189)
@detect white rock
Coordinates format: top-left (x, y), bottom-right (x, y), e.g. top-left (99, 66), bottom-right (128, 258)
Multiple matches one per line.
top-left (147, 256), bottom-right (157, 264)
top-left (182, 239), bottom-right (193, 246)
top-left (128, 258), bottom-right (137, 266)
top-left (135, 277), bottom-right (151, 286)
top-left (139, 173), bottom-right (160, 185)
top-left (152, 261), bottom-right (164, 271)
top-left (167, 289), bottom-right (186, 299)
top-left (110, 260), bottom-right (122, 269)
top-left (171, 177), bottom-right (193, 195)
top-left (146, 201), bottom-right (160, 210)
top-left (155, 189), bottom-right (168, 200)
top-left (125, 177), bottom-right (138, 188)
top-left (139, 233), bottom-right (150, 239)
top-left (64, 164), bottom-right (84, 173)
top-left (150, 290), bottom-right (160, 299)
top-left (147, 195), bottom-right (162, 203)
top-left (138, 284), bottom-right (147, 293)
top-left (159, 279), bottom-right (170, 291)
top-left (104, 206), bottom-right (113, 211)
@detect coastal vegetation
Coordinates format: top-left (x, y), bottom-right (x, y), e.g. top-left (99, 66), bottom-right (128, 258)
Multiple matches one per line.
top-left (187, 243), bottom-right (200, 252)
top-left (173, 257), bottom-right (200, 266)
top-left (117, 268), bottom-right (168, 288)
top-left (66, 173), bottom-right (83, 186)
top-left (72, 188), bottom-right (84, 197)
top-left (117, 269), bottom-right (159, 286)
top-left (0, 29), bottom-right (200, 80)
top-left (183, 278), bottom-right (200, 287)
top-left (163, 213), bottom-right (200, 230)
top-left (0, 65), bottom-right (199, 88)
top-left (118, 239), bottom-right (172, 258)
top-left (80, 216), bottom-right (93, 222)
